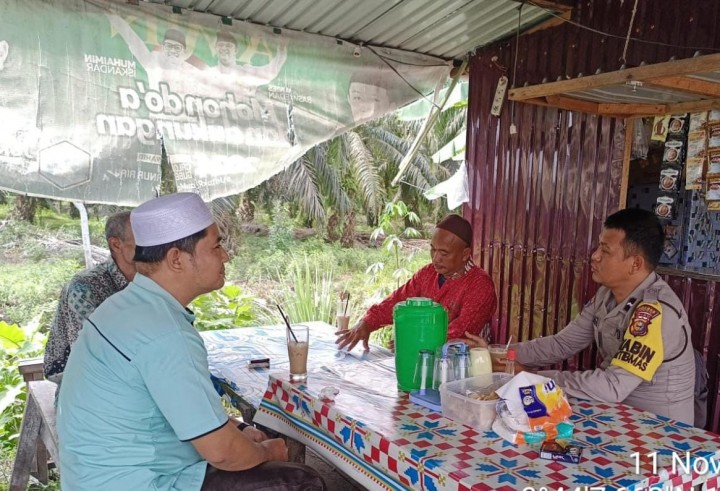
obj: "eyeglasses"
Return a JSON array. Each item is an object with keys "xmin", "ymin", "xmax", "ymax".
[{"xmin": 163, "ymin": 42, "xmax": 185, "ymax": 56}]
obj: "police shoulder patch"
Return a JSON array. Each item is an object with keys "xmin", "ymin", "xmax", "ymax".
[{"xmin": 628, "ymin": 304, "xmax": 660, "ymax": 337}]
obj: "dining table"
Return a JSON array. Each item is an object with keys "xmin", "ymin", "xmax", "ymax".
[{"xmin": 202, "ymin": 321, "xmax": 720, "ymax": 491}]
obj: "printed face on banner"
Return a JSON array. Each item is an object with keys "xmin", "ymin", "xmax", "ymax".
[
  {"xmin": 215, "ymin": 41, "xmax": 236, "ymax": 67},
  {"xmin": 349, "ymin": 82, "xmax": 390, "ymax": 123},
  {"xmin": 162, "ymin": 40, "xmax": 185, "ymax": 60}
]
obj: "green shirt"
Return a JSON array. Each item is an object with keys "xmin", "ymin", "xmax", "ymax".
[{"xmin": 57, "ymin": 274, "xmax": 227, "ymax": 490}]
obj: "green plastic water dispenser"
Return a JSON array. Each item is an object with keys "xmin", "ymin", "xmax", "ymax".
[{"xmin": 393, "ymin": 297, "xmax": 448, "ymax": 391}]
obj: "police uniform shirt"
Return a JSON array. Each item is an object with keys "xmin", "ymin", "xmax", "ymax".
[{"xmin": 515, "ymin": 272, "xmax": 695, "ymax": 425}]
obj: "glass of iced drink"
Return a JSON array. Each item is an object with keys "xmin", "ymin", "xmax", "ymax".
[
  {"xmin": 336, "ymin": 300, "xmax": 351, "ymax": 331},
  {"xmin": 488, "ymin": 344, "xmax": 508, "ymax": 373},
  {"xmin": 287, "ymin": 325, "xmax": 309, "ymax": 382}
]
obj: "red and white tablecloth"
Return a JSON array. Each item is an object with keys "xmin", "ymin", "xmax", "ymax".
[{"xmin": 203, "ymin": 323, "xmax": 720, "ymax": 491}]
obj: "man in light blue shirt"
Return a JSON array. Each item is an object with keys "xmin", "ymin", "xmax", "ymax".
[{"xmin": 57, "ymin": 192, "xmax": 325, "ymax": 491}]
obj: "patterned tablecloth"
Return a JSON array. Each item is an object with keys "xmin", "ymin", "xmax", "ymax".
[
  {"xmin": 201, "ymin": 321, "xmax": 394, "ymax": 411},
  {"xmin": 203, "ymin": 323, "xmax": 720, "ymax": 491}
]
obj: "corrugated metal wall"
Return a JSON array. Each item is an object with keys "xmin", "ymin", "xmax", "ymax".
[
  {"xmin": 466, "ymin": 0, "xmax": 720, "ymax": 429},
  {"xmin": 466, "ymin": 66, "xmax": 624, "ymax": 370},
  {"xmin": 660, "ymin": 273, "xmax": 720, "ymax": 431}
]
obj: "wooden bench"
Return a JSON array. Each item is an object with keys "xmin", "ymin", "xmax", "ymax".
[{"xmin": 10, "ymin": 359, "xmax": 59, "ymax": 491}]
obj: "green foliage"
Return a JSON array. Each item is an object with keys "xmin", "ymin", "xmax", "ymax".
[
  {"xmin": 368, "ymin": 200, "xmax": 421, "ymax": 288},
  {"xmin": 225, "ymin": 230, "xmax": 429, "ymax": 350},
  {"xmin": 276, "ymin": 255, "xmax": 335, "ymax": 325},
  {"xmin": 0, "ymin": 319, "xmax": 47, "ymax": 453},
  {"xmin": 370, "ymin": 326, "xmax": 394, "ymax": 348},
  {"xmin": 268, "ymin": 203, "xmax": 295, "ymax": 253},
  {"xmin": 191, "ymin": 284, "xmax": 257, "ymax": 331}
]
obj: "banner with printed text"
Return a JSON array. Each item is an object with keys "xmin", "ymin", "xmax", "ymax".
[{"xmin": 0, "ymin": 0, "xmax": 449, "ymax": 205}]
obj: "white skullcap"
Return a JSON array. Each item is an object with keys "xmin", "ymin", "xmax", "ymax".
[{"xmin": 131, "ymin": 192, "xmax": 214, "ymax": 247}]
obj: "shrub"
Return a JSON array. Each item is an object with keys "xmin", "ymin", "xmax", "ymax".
[
  {"xmin": 0, "ymin": 319, "xmax": 47, "ymax": 453},
  {"xmin": 192, "ymin": 284, "xmax": 275, "ymax": 331}
]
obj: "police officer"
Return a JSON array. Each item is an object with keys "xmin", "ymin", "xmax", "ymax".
[{"xmin": 468, "ymin": 208, "xmax": 695, "ymax": 424}]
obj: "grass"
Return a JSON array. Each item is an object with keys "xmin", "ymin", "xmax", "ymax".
[
  {"xmin": 276, "ymin": 255, "xmax": 336, "ymax": 325},
  {"xmin": 225, "ymin": 235, "xmax": 429, "ymax": 329},
  {"xmin": 0, "ymin": 261, "xmax": 80, "ymax": 326}
]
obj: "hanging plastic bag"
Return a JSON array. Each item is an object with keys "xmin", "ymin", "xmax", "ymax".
[{"xmin": 631, "ymin": 118, "xmax": 650, "ymax": 159}]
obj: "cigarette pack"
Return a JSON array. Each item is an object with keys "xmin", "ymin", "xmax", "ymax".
[
  {"xmin": 539, "ymin": 440, "xmax": 583, "ymax": 464},
  {"xmin": 248, "ymin": 358, "xmax": 270, "ymax": 369}
]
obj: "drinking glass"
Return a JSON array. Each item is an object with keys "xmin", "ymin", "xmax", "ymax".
[
  {"xmin": 413, "ymin": 349, "xmax": 435, "ymax": 392},
  {"xmin": 286, "ymin": 325, "xmax": 309, "ymax": 382},
  {"xmin": 469, "ymin": 347, "xmax": 493, "ymax": 376},
  {"xmin": 488, "ymin": 344, "xmax": 508, "ymax": 372},
  {"xmin": 336, "ymin": 301, "xmax": 351, "ymax": 331},
  {"xmin": 455, "ymin": 351, "xmax": 471, "ymax": 380},
  {"xmin": 433, "ymin": 352, "xmax": 457, "ymax": 389}
]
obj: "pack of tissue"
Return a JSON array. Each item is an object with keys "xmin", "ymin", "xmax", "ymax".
[{"xmin": 492, "ymin": 372, "xmax": 574, "ymax": 445}]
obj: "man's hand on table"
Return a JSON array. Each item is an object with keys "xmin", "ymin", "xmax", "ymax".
[
  {"xmin": 335, "ymin": 319, "xmax": 371, "ymax": 352},
  {"xmin": 511, "ymin": 360, "xmax": 530, "ymax": 374},
  {"xmin": 260, "ymin": 438, "xmax": 290, "ymax": 462},
  {"xmin": 459, "ymin": 331, "xmax": 488, "ymax": 348},
  {"xmin": 242, "ymin": 425, "xmax": 269, "ymax": 443},
  {"xmin": 229, "ymin": 417, "xmax": 288, "ymax": 462},
  {"xmin": 230, "ymin": 416, "xmax": 269, "ymax": 443}
]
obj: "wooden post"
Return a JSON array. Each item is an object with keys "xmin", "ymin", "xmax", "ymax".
[
  {"xmin": 16, "ymin": 357, "xmax": 46, "ymax": 481},
  {"xmin": 10, "ymin": 389, "xmax": 42, "ymax": 491},
  {"xmin": 72, "ymin": 201, "xmax": 94, "ymax": 269}
]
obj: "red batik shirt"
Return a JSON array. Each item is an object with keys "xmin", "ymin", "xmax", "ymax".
[{"xmin": 363, "ymin": 263, "xmax": 497, "ymax": 340}]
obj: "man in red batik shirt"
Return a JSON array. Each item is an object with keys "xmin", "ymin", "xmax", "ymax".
[{"xmin": 335, "ymin": 214, "xmax": 497, "ymax": 352}]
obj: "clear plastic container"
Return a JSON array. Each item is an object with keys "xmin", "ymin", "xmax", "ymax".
[{"xmin": 439, "ymin": 373, "xmax": 512, "ymax": 430}]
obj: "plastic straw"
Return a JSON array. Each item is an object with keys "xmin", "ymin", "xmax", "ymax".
[
  {"xmin": 505, "ymin": 335, "xmax": 513, "ymax": 351},
  {"xmin": 343, "ymin": 292, "xmax": 350, "ymax": 316},
  {"xmin": 276, "ymin": 304, "xmax": 298, "ymax": 342}
]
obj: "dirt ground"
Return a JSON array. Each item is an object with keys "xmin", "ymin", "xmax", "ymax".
[{"xmin": 306, "ymin": 449, "xmax": 364, "ymax": 491}]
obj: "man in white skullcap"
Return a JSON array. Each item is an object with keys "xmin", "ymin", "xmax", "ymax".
[{"xmin": 57, "ymin": 193, "xmax": 325, "ymax": 491}]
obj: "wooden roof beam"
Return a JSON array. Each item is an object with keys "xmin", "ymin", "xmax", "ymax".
[
  {"xmin": 545, "ymin": 95, "xmax": 600, "ymax": 113},
  {"xmin": 645, "ymin": 75, "xmax": 720, "ymax": 98},
  {"xmin": 667, "ymin": 97, "xmax": 720, "ymax": 114},
  {"xmin": 532, "ymin": 96, "xmax": 663, "ymax": 116},
  {"xmin": 597, "ymin": 103, "xmax": 666, "ymax": 116},
  {"xmin": 509, "ymin": 0, "xmax": 573, "ymax": 35},
  {"xmin": 517, "ymin": 96, "xmax": 601, "ymax": 114},
  {"xmin": 525, "ymin": 9, "xmax": 572, "ymax": 35},
  {"xmin": 508, "ymin": 53, "xmax": 720, "ymax": 101},
  {"xmin": 520, "ymin": 96, "xmax": 668, "ymax": 117}
]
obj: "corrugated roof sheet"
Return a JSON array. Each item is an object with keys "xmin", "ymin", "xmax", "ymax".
[{"xmin": 144, "ymin": 0, "xmax": 553, "ymax": 60}]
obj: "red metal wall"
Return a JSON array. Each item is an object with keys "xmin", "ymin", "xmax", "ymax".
[
  {"xmin": 466, "ymin": 0, "xmax": 720, "ymax": 429},
  {"xmin": 660, "ymin": 273, "xmax": 720, "ymax": 431}
]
